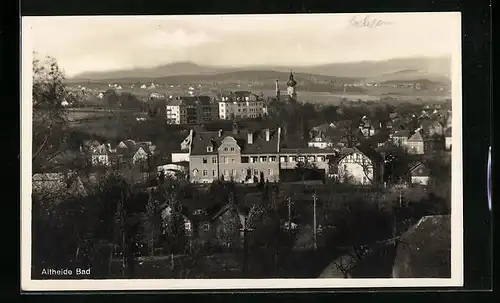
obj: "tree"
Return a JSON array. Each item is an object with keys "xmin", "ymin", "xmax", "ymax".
[
  {"xmin": 145, "ymin": 191, "xmax": 161, "ymax": 256},
  {"xmin": 296, "ymin": 157, "xmax": 318, "ymax": 183},
  {"xmin": 32, "ymin": 53, "xmax": 71, "ymax": 173}
]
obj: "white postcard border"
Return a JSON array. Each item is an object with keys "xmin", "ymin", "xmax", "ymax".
[{"xmin": 21, "ymin": 12, "xmax": 464, "ymax": 291}]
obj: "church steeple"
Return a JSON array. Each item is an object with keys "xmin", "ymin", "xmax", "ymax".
[{"xmin": 286, "ymin": 70, "xmax": 297, "ymax": 99}]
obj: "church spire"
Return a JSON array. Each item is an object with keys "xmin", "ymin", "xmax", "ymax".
[{"xmin": 286, "ymin": 70, "xmax": 297, "ymax": 99}]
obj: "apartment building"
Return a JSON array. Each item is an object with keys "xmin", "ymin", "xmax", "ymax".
[
  {"xmin": 185, "ymin": 124, "xmax": 341, "ymax": 184},
  {"xmin": 217, "ymin": 91, "xmax": 268, "ymax": 120},
  {"xmin": 165, "ymin": 95, "xmax": 218, "ymax": 125}
]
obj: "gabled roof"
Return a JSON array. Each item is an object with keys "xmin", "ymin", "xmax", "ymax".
[
  {"xmin": 408, "ymin": 131, "xmax": 424, "ymax": 142},
  {"xmin": 332, "ymin": 144, "xmax": 383, "ymax": 165}
]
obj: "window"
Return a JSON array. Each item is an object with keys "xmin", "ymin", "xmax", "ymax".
[
  {"xmin": 268, "ymin": 168, "xmax": 273, "ymax": 175},
  {"xmin": 231, "ymin": 169, "xmax": 236, "ymax": 176},
  {"xmin": 269, "ymin": 156, "xmax": 276, "ymax": 162},
  {"xmin": 249, "ymin": 157, "xmax": 254, "ymax": 163},
  {"xmin": 224, "ymin": 147, "xmax": 228, "ymax": 151},
  {"xmin": 224, "ymin": 169, "xmax": 228, "ymax": 176},
  {"xmin": 231, "ymin": 158, "xmax": 236, "ymax": 163},
  {"xmin": 192, "ymin": 169, "xmax": 198, "ymax": 177},
  {"xmin": 317, "ymin": 156, "xmax": 324, "ymax": 162},
  {"xmin": 308, "ymin": 156, "xmax": 315, "ymax": 162},
  {"xmin": 184, "ymin": 221, "xmax": 192, "ymax": 232},
  {"xmin": 212, "ymin": 157, "xmax": 217, "ymax": 163},
  {"xmin": 280, "ymin": 157, "xmax": 286, "ymax": 163},
  {"xmin": 230, "ymin": 147, "xmax": 235, "ymax": 151},
  {"xmin": 254, "ymin": 169, "xmax": 259, "ymax": 176},
  {"xmin": 207, "ymin": 146, "xmax": 213, "ymax": 152},
  {"xmin": 290, "ymin": 157, "xmax": 296, "ymax": 162},
  {"xmin": 298, "ymin": 156, "xmax": 305, "ymax": 162},
  {"xmin": 260, "ymin": 157, "xmax": 266, "ymax": 163},
  {"xmin": 224, "ymin": 157, "xmax": 229, "ymax": 164},
  {"xmin": 203, "ymin": 170, "xmax": 208, "ymax": 176},
  {"xmin": 212, "ymin": 170, "xmax": 216, "ymax": 177},
  {"xmin": 203, "ymin": 223, "xmax": 210, "ymax": 232},
  {"xmin": 202, "ymin": 157, "xmax": 207, "ymax": 164}
]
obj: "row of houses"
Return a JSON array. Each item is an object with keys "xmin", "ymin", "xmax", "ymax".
[
  {"xmin": 307, "ymin": 114, "xmax": 452, "ymax": 154},
  {"xmin": 171, "ymin": 122, "xmax": 422, "ymax": 186},
  {"xmin": 82, "ymin": 139, "xmax": 156, "ymax": 168}
]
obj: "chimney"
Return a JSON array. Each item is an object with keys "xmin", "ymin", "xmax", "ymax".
[
  {"xmin": 265, "ymin": 128, "xmax": 270, "ymax": 141},
  {"xmin": 218, "ymin": 129, "xmax": 223, "ymax": 137},
  {"xmin": 247, "ymin": 131, "xmax": 253, "ymax": 144},
  {"xmin": 232, "ymin": 122, "xmax": 238, "ymax": 135}
]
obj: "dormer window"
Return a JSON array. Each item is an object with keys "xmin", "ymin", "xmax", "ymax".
[{"xmin": 207, "ymin": 146, "xmax": 213, "ymax": 152}]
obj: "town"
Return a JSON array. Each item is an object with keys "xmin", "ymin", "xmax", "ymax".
[{"xmin": 31, "ymin": 54, "xmax": 452, "ymax": 280}]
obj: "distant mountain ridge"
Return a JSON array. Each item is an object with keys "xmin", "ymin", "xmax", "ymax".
[{"xmin": 69, "ymin": 56, "xmax": 451, "ymax": 85}]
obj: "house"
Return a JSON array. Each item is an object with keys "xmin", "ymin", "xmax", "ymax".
[
  {"xmin": 330, "ymin": 145, "xmax": 384, "ymax": 185},
  {"xmin": 186, "ymin": 123, "xmax": 338, "ymax": 184},
  {"xmin": 408, "ymin": 162, "xmax": 430, "ymax": 185},
  {"xmin": 81, "ymin": 140, "xmax": 101, "ymax": 153},
  {"xmin": 358, "ymin": 116, "xmax": 377, "ymax": 137},
  {"xmin": 90, "ymin": 143, "xmax": 112, "ymax": 166},
  {"xmin": 175, "ymin": 199, "xmax": 249, "ymax": 249},
  {"xmin": 32, "ymin": 172, "xmax": 88, "ymax": 202},
  {"xmin": 444, "ymin": 128, "xmax": 452, "ymax": 150},
  {"xmin": 188, "ymin": 124, "xmax": 282, "ymax": 183},
  {"xmin": 406, "ymin": 130, "xmax": 425, "ymax": 155},
  {"xmin": 390, "ymin": 129, "xmax": 411, "ymax": 147},
  {"xmin": 420, "ymin": 120, "xmax": 444, "ymax": 137},
  {"xmin": 217, "ymin": 91, "xmax": 267, "ymax": 120},
  {"xmin": 307, "ymin": 123, "xmax": 338, "ymax": 149}
]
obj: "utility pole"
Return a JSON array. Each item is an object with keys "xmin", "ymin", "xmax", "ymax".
[
  {"xmin": 288, "ymin": 197, "xmax": 292, "ymax": 231},
  {"xmin": 313, "ymin": 192, "xmax": 317, "ymax": 251}
]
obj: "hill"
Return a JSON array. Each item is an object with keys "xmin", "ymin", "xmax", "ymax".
[{"xmin": 69, "ymin": 56, "xmax": 451, "ymax": 86}]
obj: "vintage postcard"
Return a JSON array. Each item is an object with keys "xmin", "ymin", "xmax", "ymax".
[{"xmin": 21, "ymin": 12, "xmax": 463, "ymax": 291}]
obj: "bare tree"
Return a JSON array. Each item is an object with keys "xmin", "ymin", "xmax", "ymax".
[{"xmin": 32, "ymin": 53, "xmax": 71, "ymax": 173}]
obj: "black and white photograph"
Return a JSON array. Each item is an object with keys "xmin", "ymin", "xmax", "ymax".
[{"xmin": 21, "ymin": 13, "xmax": 463, "ymax": 291}]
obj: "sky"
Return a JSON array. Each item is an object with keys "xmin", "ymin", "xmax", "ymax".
[{"xmin": 23, "ymin": 13, "xmax": 460, "ymax": 77}]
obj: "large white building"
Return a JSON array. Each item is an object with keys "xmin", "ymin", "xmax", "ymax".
[{"xmin": 217, "ymin": 91, "xmax": 267, "ymax": 120}]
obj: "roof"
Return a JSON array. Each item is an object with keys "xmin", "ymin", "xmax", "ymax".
[
  {"xmin": 392, "ymin": 129, "xmax": 411, "ymax": 138},
  {"xmin": 189, "ymin": 128, "xmax": 281, "ymax": 156},
  {"xmin": 409, "ymin": 162, "xmax": 430, "ymax": 177},
  {"xmin": 32, "ymin": 172, "xmax": 87, "ymax": 201},
  {"xmin": 408, "ymin": 131, "xmax": 424, "ymax": 142},
  {"xmin": 393, "ymin": 215, "xmax": 451, "ymax": 278},
  {"xmin": 332, "ymin": 144, "xmax": 383, "ymax": 165},
  {"xmin": 281, "ymin": 147, "xmax": 338, "ymax": 155}
]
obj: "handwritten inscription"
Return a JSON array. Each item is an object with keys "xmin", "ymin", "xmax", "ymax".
[{"xmin": 350, "ymin": 15, "xmax": 393, "ymax": 28}]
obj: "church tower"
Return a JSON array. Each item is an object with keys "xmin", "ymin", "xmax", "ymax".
[
  {"xmin": 286, "ymin": 70, "xmax": 297, "ymax": 100},
  {"xmin": 275, "ymin": 80, "xmax": 280, "ymax": 101}
]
